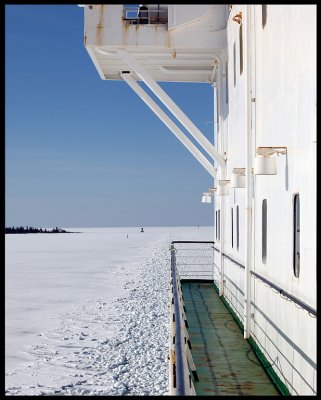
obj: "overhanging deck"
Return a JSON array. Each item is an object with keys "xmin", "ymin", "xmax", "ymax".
[{"xmin": 181, "ymin": 281, "xmax": 280, "ymax": 396}]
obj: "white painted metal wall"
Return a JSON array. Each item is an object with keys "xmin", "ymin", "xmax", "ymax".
[
  {"xmin": 221, "ymin": 4, "xmax": 316, "ymax": 395},
  {"xmin": 83, "ymin": 4, "xmax": 227, "ymax": 83}
]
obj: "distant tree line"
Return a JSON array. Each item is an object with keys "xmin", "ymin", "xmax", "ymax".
[{"xmin": 5, "ymin": 226, "xmax": 75, "ymax": 234}]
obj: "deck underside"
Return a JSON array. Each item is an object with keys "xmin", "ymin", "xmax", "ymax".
[{"xmin": 181, "ymin": 281, "xmax": 280, "ymax": 396}]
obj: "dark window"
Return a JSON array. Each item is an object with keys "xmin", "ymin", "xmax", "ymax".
[
  {"xmin": 216, "ymin": 89, "xmax": 219, "ymax": 132},
  {"xmin": 215, "ymin": 211, "xmax": 218, "ymax": 240},
  {"xmin": 218, "ymin": 210, "xmax": 221, "ymax": 241},
  {"xmin": 293, "ymin": 194, "xmax": 300, "ymax": 278},
  {"xmin": 236, "ymin": 205, "xmax": 240, "ymax": 250},
  {"xmin": 239, "ymin": 24, "xmax": 243, "ymax": 75},
  {"xmin": 231, "ymin": 207, "xmax": 234, "ymax": 248},
  {"xmin": 262, "ymin": 199, "xmax": 267, "ymax": 263},
  {"xmin": 233, "ymin": 42, "xmax": 236, "ymax": 87},
  {"xmin": 262, "ymin": 5, "xmax": 267, "ymax": 28},
  {"xmin": 225, "ymin": 62, "xmax": 229, "ymax": 104}
]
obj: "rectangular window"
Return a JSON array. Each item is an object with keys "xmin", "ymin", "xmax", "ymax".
[
  {"xmin": 262, "ymin": 199, "xmax": 267, "ymax": 263},
  {"xmin": 239, "ymin": 24, "xmax": 243, "ymax": 75},
  {"xmin": 231, "ymin": 207, "xmax": 234, "ymax": 248},
  {"xmin": 225, "ymin": 62, "xmax": 229, "ymax": 104},
  {"xmin": 233, "ymin": 42, "xmax": 236, "ymax": 87},
  {"xmin": 216, "ymin": 91, "xmax": 219, "ymax": 133},
  {"xmin": 293, "ymin": 194, "xmax": 300, "ymax": 277},
  {"xmin": 215, "ymin": 211, "xmax": 218, "ymax": 240},
  {"xmin": 218, "ymin": 210, "xmax": 221, "ymax": 241},
  {"xmin": 236, "ymin": 205, "xmax": 240, "ymax": 250},
  {"xmin": 262, "ymin": 5, "xmax": 267, "ymax": 28}
]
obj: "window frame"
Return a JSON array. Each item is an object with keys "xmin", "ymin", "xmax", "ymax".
[
  {"xmin": 233, "ymin": 41, "xmax": 236, "ymax": 87},
  {"xmin": 236, "ymin": 205, "xmax": 240, "ymax": 250},
  {"xmin": 293, "ymin": 193, "xmax": 300, "ymax": 278},
  {"xmin": 262, "ymin": 5, "xmax": 267, "ymax": 28},
  {"xmin": 262, "ymin": 199, "xmax": 267, "ymax": 264},
  {"xmin": 239, "ymin": 24, "xmax": 243, "ymax": 75},
  {"xmin": 225, "ymin": 61, "xmax": 229, "ymax": 104},
  {"xmin": 231, "ymin": 207, "xmax": 234, "ymax": 248},
  {"xmin": 215, "ymin": 211, "xmax": 218, "ymax": 240}
]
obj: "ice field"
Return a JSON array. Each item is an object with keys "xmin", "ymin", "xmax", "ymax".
[{"xmin": 5, "ymin": 226, "xmax": 213, "ymax": 396}]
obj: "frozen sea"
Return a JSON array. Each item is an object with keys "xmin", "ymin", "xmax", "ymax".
[{"xmin": 5, "ymin": 226, "xmax": 213, "ymax": 396}]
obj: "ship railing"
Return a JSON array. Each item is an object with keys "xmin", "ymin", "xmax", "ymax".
[
  {"xmin": 213, "ymin": 245, "xmax": 317, "ymax": 317},
  {"xmin": 123, "ymin": 5, "xmax": 168, "ymax": 26},
  {"xmin": 212, "ymin": 245, "xmax": 316, "ymax": 394},
  {"xmin": 172, "ymin": 240, "xmax": 215, "ymax": 281},
  {"xmin": 168, "ymin": 241, "xmax": 214, "ymax": 395}
]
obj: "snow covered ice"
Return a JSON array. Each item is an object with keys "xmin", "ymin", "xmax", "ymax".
[{"xmin": 5, "ymin": 226, "xmax": 213, "ymax": 396}]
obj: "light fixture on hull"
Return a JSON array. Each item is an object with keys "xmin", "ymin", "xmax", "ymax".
[
  {"xmin": 201, "ymin": 192, "xmax": 211, "ymax": 203},
  {"xmin": 231, "ymin": 168, "xmax": 246, "ymax": 188},
  {"xmin": 217, "ymin": 180, "xmax": 231, "ymax": 196},
  {"xmin": 253, "ymin": 147, "xmax": 287, "ymax": 175},
  {"xmin": 201, "ymin": 187, "xmax": 216, "ymax": 203}
]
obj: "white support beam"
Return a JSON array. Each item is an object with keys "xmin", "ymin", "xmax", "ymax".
[
  {"xmin": 116, "ymin": 49, "xmax": 226, "ymax": 170},
  {"xmin": 121, "ymin": 72, "xmax": 217, "ymax": 178}
]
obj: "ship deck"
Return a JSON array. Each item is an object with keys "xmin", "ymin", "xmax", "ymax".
[{"xmin": 181, "ymin": 281, "xmax": 280, "ymax": 396}]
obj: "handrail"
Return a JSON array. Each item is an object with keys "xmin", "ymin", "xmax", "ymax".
[
  {"xmin": 123, "ymin": 5, "xmax": 168, "ymax": 25},
  {"xmin": 213, "ymin": 247, "xmax": 317, "ymax": 317},
  {"xmin": 212, "ymin": 245, "xmax": 219, "ymax": 253},
  {"xmin": 169, "ymin": 244, "xmax": 194, "ymax": 395},
  {"xmin": 222, "ymin": 252, "xmax": 245, "ymax": 269},
  {"xmin": 172, "ymin": 241, "xmax": 215, "ymax": 244},
  {"xmin": 172, "ymin": 241, "xmax": 215, "ymax": 281},
  {"xmin": 250, "ymin": 271, "xmax": 317, "ymax": 317}
]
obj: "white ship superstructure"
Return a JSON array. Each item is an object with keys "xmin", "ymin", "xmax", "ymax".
[{"xmin": 79, "ymin": 4, "xmax": 316, "ymax": 395}]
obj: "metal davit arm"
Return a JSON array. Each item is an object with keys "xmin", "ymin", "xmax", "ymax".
[
  {"xmin": 120, "ymin": 72, "xmax": 217, "ymax": 178},
  {"xmin": 117, "ymin": 49, "xmax": 226, "ymax": 171}
]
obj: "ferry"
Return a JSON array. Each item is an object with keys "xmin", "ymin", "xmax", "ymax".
[{"xmin": 78, "ymin": 4, "xmax": 316, "ymax": 396}]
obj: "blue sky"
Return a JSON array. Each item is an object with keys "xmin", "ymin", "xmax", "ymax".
[{"xmin": 5, "ymin": 5, "xmax": 215, "ymax": 227}]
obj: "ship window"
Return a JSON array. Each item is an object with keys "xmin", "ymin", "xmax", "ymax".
[
  {"xmin": 239, "ymin": 24, "xmax": 243, "ymax": 75},
  {"xmin": 216, "ymin": 90, "xmax": 219, "ymax": 133},
  {"xmin": 233, "ymin": 42, "xmax": 236, "ymax": 87},
  {"xmin": 236, "ymin": 205, "xmax": 240, "ymax": 250},
  {"xmin": 262, "ymin": 5, "xmax": 267, "ymax": 28},
  {"xmin": 293, "ymin": 194, "xmax": 300, "ymax": 278},
  {"xmin": 262, "ymin": 199, "xmax": 267, "ymax": 263},
  {"xmin": 215, "ymin": 211, "xmax": 218, "ymax": 240},
  {"xmin": 218, "ymin": 210, "xmax": 221, "ymax": 241},
  {"xmin": 225, "ymin": 62, "xmax": 229, "ymax": 104},
  {"xmin": 231, "ymin": 207, "xmax": 234, "ymax": 248}
]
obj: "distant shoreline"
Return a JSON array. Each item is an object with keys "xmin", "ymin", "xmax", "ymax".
[{"xmin": 5, "ymin": 227, "xmax": 80, "ymax": 234}]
